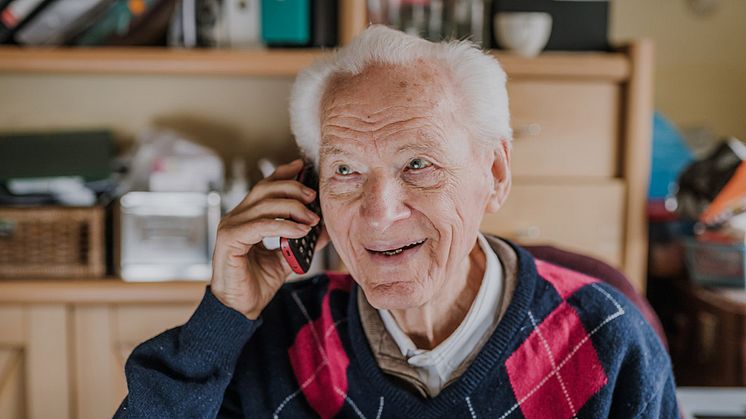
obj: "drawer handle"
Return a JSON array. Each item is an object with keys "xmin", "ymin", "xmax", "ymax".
[
  {"xmin": 514, "ymin": 226, "xmax": 541, "ymax": 240},
  {"xmin": 514, "ymin": 123, "xmax": 542, "ymax": 139}
]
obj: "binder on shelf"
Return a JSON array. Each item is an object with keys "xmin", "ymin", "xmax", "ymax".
[
  {"xmin": 107, "ymin": 0, "xmax": 176, "ymax": 45},
  {"xmin": 311, "ymin": 0, "xmax": 336, "ymax": 47},
  {"xmin": 171, "ymin": 0, "xmax": 227, "ymax": 48},
  {"xmin": 71, "ymin": 0, "xmax": 175, "ymax": 46},
  {"xmin": 223, "ymin": 0, "xmax": 260, "ymax": 48},
  {"xmin": 260, "ymin": 0, "xmax": 310, "ymax": 46},
  {"xmin": 171, "ymin": 0, "xmax": 262, "ymax": 49},
  {"xmin": 68, "ymin": 0, "xmax": 133, "ymax": 45},
  {"xmin": 15, "ymin": 0, "xmax": 112, "ymax": 46},
  {"xmin": 0, "ymin": 0, "xmax": 56, "ymax": 43},
  {"xmin": 195, "ymin": 0, "xmax": 223, "ymax": 47},
  {"xmin": 181, "ymin": 0, "xmax": 196, "ymax": 46}
]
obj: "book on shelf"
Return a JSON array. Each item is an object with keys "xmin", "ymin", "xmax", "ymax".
[
  {"xmin": 14, "ymin": 0, "xmax": 113, "ymax": 46},
  {"xmin": 1, "ymin": 0, "xmax": 342, "ymax": 49},
  {"xmin": 311, "ymin": 0, "xmax": 337, "ymax": 48},
  {"xmin": 169, "ymin": 0, "xmax": 263, "ymax": 49},
  {"xmin": 0, "ymin": 0, "xmax": 55, "ymax": 43},
  {"xmin": 169, "ymin": 0, "xmax": 220, "ymax": 48},
  {"xmin": 71, "ymin": 0, "xmax": 175, "ymax": 46},
  {"xmin": 222, "ymin": 0, "xmax": 260, "ymax": 48}
]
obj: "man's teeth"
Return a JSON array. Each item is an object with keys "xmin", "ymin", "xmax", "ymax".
[{"xmin": 378, "ymin": 239, "xmax": 425, "ymax": 256}]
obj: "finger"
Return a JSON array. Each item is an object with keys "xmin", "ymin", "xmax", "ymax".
[
  {"xmin": 238, "ymin": 198, "xmax": 320, "ymax": 225},
  {"xmin": 267, "ymin": 158, "xmax": 304, "ymax": 181},
  {"xmin": 216, "ymin": 218, "xmax": 311, "ymax": 257},
  {"xmin": 236, "ymin": 179, "xmax": 316, "ymax": 213}
]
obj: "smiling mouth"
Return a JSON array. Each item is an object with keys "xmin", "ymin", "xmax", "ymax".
[{"xmin": 368, "ymin": 239, "xmax": 426, "ymax": 256}]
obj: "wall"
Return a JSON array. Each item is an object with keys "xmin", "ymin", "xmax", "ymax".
[
  {"xmin": 0, "ymin": 74, "xmax": 297, "ymax": 178},
  {"xmin": 610, "ymin": 0, "xmax": 746, "ymax": 140}
]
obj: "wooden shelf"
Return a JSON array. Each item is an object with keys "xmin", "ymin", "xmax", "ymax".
[
  {"xmin": 494, "ymin": 50, "xmax": 630, "ymax": 81},
  {"xmin": 0, "ymin": 46, "xmax": 630, "ymax": 80},
  {"xmin": 0, "ymin": 278, "xmax": 206, "ymax": 304},
  {"xmin": 0, "ymin": 47, "xmax": 324, "ymax": 77}
]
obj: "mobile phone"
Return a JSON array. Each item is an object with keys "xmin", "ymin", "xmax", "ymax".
[{"xmin": 280, "ymin": 162, "xmax": 322, "ymax": 274}]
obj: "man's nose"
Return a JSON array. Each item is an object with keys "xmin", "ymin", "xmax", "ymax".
[{"xmin": 360, "ymin": 171, "xmax": 411, "ymax": 231}]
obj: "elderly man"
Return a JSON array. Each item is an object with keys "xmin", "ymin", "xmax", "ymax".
[{"xmin": 115, "ymin": 26, "xmax": 678, "ymax": 418}]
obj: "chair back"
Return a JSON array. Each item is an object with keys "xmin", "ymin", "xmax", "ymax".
[{"xmin": 524, "ymin": 245, "xmax": 667, "ymax": 349}]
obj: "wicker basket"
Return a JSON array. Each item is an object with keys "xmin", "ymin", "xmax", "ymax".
[{"xmin": 0, "ymin": 206, "xmax": 105, "ymax": 278}]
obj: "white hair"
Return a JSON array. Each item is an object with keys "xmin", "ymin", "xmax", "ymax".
[{"xmin": 289, "ymin": 25, "xmax": 512, "ymax": 167}]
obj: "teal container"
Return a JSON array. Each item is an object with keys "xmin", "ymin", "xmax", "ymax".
[{"xmin": 261, "ymin": 0, "xmax": 310, "ymax": 46}]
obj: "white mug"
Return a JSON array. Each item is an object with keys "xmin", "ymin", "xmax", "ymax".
[{"xmin": 494, "ymin": 12, "xmax": 553, "ymax": 57}]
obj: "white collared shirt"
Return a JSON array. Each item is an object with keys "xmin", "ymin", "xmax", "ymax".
[{"xmin": 378, "ymin": 232, "xmax": 503, "ymax": 396}]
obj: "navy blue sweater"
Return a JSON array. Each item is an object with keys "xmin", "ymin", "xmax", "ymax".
[{"xmin": 114, "ymin": 242, "xmax": 679, "ymax": 418}]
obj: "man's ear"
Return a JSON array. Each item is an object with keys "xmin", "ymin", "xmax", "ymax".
[{"xmin": 485, "ymin": 140, "xmax": 512, "ymax": 214}]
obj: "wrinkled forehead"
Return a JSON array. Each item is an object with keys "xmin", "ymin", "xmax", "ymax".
[
  {"xmin": 320, "ymin": 60, "xmax": 457, "ymax": 124},
  {"xmin": 319, "ymin": 61, "xmax": 460, "ymax": 155}
]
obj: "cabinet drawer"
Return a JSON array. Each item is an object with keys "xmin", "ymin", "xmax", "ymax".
[
  {"xmin": 481, "ymin": 181, "xmax": 625, "ymax": 267},
  {"xmin": 508, "ymin": 80, "xmax": 621, "ymax": 177},
  {"xmin": 0, "ymin": 305, "xmax": 23, "ymax": 345},
  {"xmin": 114, "ymin": 303, "xmax": 198, "ymax": 346}
]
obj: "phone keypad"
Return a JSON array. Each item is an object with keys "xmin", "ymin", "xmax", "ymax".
[
  {"xmin": 285, "ymin": 162, "xmax": 322, "ymax": 274},
  {"xmin": 288, "ymin": 223, "xmax": 319, "ymax": 273}
]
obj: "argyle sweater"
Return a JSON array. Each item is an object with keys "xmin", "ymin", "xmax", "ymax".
[{"xmin": 114, "ymin": 241, "xmax": 679, "ymax": 419}]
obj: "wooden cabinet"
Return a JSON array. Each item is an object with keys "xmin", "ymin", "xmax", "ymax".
[
  {"xmin": 0, "ymin": 304, "xmax": 69, "ymax": 419},
  {"xmin": 657, "ymin": 279, "xmax": 746, "ymax": 386},
  {"xmin": 482, "ymin": 180, "xmax": 626, "ymax": 266},
  {"xmin": 74, "ymin": 303, "xmax": 199, "ymax": 418},
  {"xmin": 508, "ymin": 79, "xmax": 621, "ymax": 178},
  {"xmin": 478, "ymin": 42, "xmax": 654, "ymax": 291},
  {"xmin": 0, "ymin": 281, "xmax": 203, "ymax": 419}
]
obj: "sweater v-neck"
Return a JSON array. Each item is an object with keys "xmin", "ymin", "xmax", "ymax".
[{"xmin": 345, "ymin": 239, "xmax": 539, "ymax": 418}]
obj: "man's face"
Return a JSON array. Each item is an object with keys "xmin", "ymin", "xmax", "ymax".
[{"xmin": 318, "ymin": 61, "xmax": 504, "ymax": 310}]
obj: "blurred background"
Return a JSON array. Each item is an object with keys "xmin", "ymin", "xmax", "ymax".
[{"xmin": 0, "ymin": 0, "xmax": 744, "ymax": 418}]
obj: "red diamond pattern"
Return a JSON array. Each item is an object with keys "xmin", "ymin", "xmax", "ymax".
[
  {"xmin": 534, "ymin": 259, "xmax": 599, "ymax": 300},
  {"xmin": 505, "ymin": 301, "xmax": 608, "ymax": 418}
]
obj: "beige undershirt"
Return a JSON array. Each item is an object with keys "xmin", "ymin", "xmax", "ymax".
[{"xmin": 357, "ymin": 235, "xmax": 519, "ymax": 398}]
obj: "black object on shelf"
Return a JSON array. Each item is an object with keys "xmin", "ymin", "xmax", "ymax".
[
  {"xmin": 676, "ymin": 139, "xmax": 743, "ymax": 222},
  {"xmin": 311, "ymin": 0, "xmax": 337, "ymax": 48},
  {"xmin": 0, "ymin": 130, "xmax": 115, "ymax": 182},
  {"xmin": 491, "ymin": 0, "xmax": 610, "ymax": 51}
]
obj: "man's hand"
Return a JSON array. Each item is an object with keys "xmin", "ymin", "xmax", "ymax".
[{"xmin": 210, "ymin": 159, "xmax": 328, "ymax": 320}]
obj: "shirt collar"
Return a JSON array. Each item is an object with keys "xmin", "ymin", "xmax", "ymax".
[{"xmin": 377, "ymin": 232, "xmax": 504, "ymax": 390}]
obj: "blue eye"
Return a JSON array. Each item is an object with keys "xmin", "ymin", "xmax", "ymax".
[
  {"xmin": 335, "ymin": 164, "xmax": 353, "ymax": 176},
  {"xmin": 407, "ymin": 158, "xmax": 432, "ymax": 170}
]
